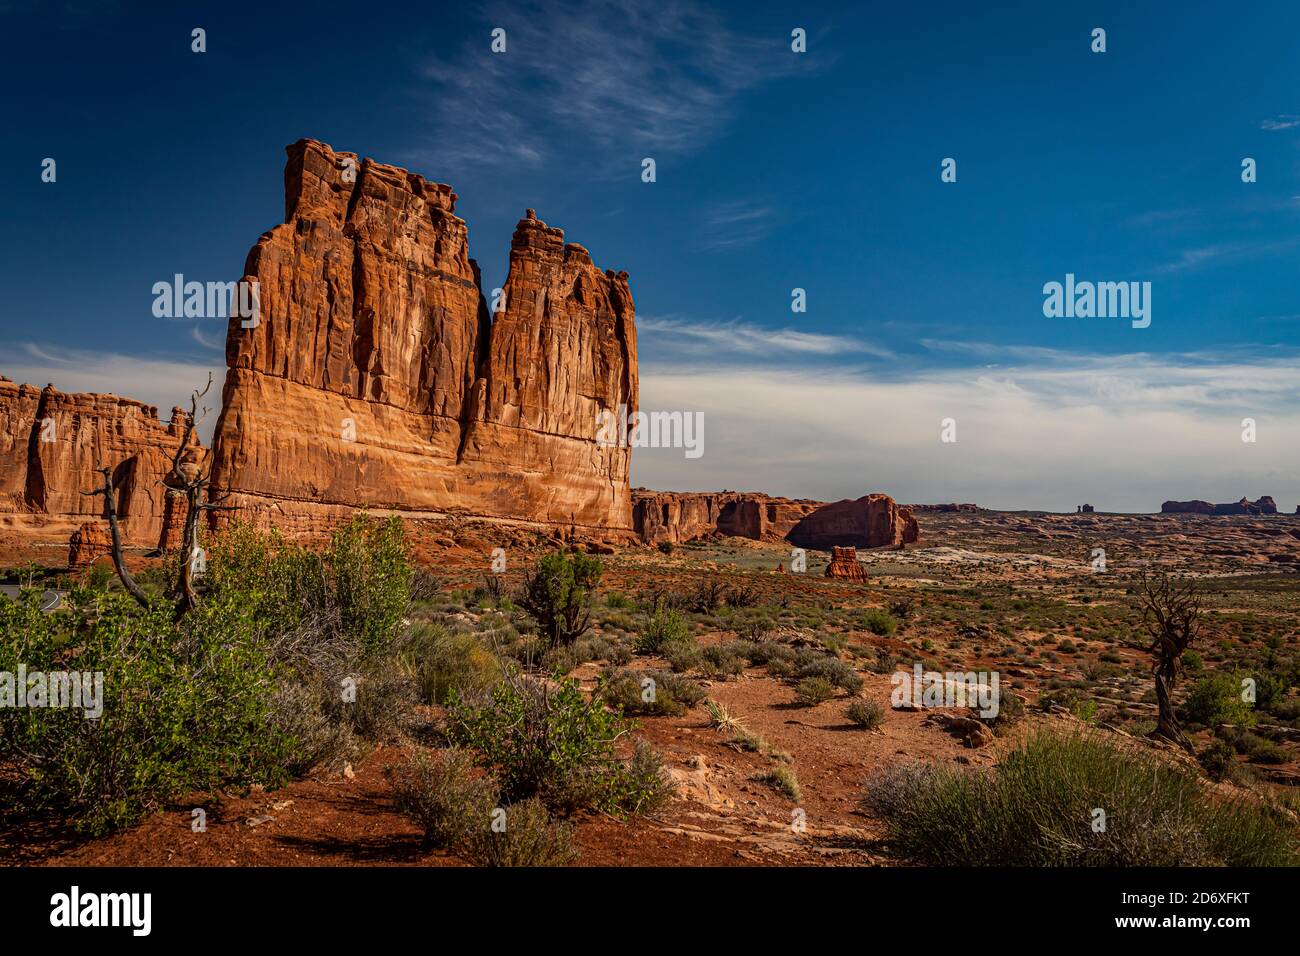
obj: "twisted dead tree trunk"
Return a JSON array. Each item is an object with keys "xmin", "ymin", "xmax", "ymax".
[
  {"xmin": 167, "ymin": 372, "xmax": 233, "ymax": 620},
  {"xmin": 1137, "ymin": 570, "xmax": 1200, "ymax": 753},
  {"xmin": 82, "ymin": 465, "xmax": 151, "ymax": 609}
]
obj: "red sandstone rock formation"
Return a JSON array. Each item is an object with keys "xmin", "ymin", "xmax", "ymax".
[
  {"xmin": 68, "ymin": 521, "xmax": 112, "ymax": 569},
  {"xmin": 0, "ymin": 377, "xmax": 201, "ymax": 548},
  {"xmin": 632, "ymin": 489, "xmax": 919, "ymax": 550},
  {"xmin": 824, "ymin": 546, "xmax": 868, "ymax": 580},
  {"xmin": 209, "ymin": 140, "xmax": 637, "ymax": 537},
  {"xmin": 1162, "ymin": 496, "xmax": 1277, "ymax": 516},
  {"xmin": 788, "ymin": 494, "xmax": 917, "ymax": 550}
]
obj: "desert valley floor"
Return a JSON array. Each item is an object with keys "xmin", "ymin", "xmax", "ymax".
[{"xmin": 4, "ymin": 508, "xmax": 1298, "ymax": 867}]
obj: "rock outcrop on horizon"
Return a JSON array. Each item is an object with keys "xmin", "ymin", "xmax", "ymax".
[
  {"xmin": 209, "ymin": 140, "xmax": 637, "ymax": 537},
  {"xmin": 1162, "ymin": 496, "xmax": 1278, "ymax": 516},
  {"xmin": 0, "ymin": 376, "xmax": 200, "ymax": 550},
  {"xmin": 632, "ymin": 489, "xmax": 919, "ymax": 550}
]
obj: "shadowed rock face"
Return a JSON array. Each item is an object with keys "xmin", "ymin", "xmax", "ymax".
[
  {"xmin": 209, "ymin": 140, "xmax": 638, "ymax": 536},
  {"xmin": 632, "ymin": 489, "xmax": 919, "ymax": 549},
  {"xmin": 1162, "ymin": 497, "xmax": 1277, "ymax": 516},
  {"xmin": 0, "ymin": 377, "xmax": 199, "ymax": 548}
]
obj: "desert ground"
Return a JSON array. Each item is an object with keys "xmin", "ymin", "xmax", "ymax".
[{"xmin": 3, "ymin": 508, "xmax": 1297, "ymax": 867}]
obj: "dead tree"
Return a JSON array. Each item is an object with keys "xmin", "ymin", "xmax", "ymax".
[
  {"xmin": 1136, "ymin": 570, "xmax": 1201, "ymax": 752},
  {"xmin": 166, "ymin": 372, "xmax": 233, "ymax": 619},
  {"xmin": 82, "ymin": 465, "xmax": 152, "ymax": 609}
]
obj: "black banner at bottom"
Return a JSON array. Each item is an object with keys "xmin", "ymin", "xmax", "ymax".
[{"xmin": 0, "ymin": 866, "xmax": 1281, "ymax": 941}]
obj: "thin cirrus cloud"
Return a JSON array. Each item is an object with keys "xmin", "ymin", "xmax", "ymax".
[
  {"xmin": 638, "ymin": 315, "xmax": 896, "ymax": 360},
  {"xmin": 1259, "ymin": 114, "xmax": 1300, "ymax": 130},
  {"xmin": 699, "ymin": 199, "xmax": 776, "ymax": 250},
  {"xmin": 412, "ymin": 0, "xmax": 809, "ymax": 175}
]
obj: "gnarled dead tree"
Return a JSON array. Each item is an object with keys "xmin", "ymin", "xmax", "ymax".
[
  {"xmin": 1136, "ymin": 569, "xmax": 1201, "ymax": 752},
  {"xmin": 84, "ymin": 373, "xmax": 232, "ymax": 618},
  {"xmin": 166, "ymin": 372, "xmax": 233, "ymax": 619},
  {"xmin": 82, "ymin": 463, "xmax": 152, "ymax": 609}
]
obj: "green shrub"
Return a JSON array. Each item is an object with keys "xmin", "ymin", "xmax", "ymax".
[
  {"xmin": 599, "ymin": 668, "xmax": 704, "ymax": 717},
  {"xmin": 795, "ymin": 650, "xmax": 863, "ymax": 693},
  {"xmin": 657, "ymin": 541, "xmax": 674, "ymax": 555},
  {"xmin": 0, "ymin": 588, "xmax": 289, "ymax": 835},
  {"xmin": 1199, "ymin": 737, "xmax": 1239, "ymax": 782},
  {"xmin": 396, "ymin": 623, "xmax": 504, "ymax": 705},
  {"xmin": 795, "ymin": 677, "xmax": 835, "ymax": 707},
  {"xmin": 324, "ymin": 661, "xmax": 418, "ymax": 743},
  {"xmin": 267, "ymin": 682, "xmax": 359, "ymax": 777},
  {"xmin": 386, "ymin": 747, "xmax": 498, "ymax": 850},
  {"xmin": 863, "ymin": 731, "xmax": 1298, "ymax": 865},
  {"xmin": 862, "ymin": 609, "xmax": 898, "ymax": 636},
  {"xmin": 1183, "ymin": 672, "xmax": 1256, "ymax": 728},
  {"xmin": 206, "ymin": 514, "xmax": 411, "ymax": 651},
  {"xmin": 754, "ymin": 765, "xmax": 801, "ymax": 802},
  {"xmin": 447, "ymin": 673, "xmax": 666, "ymax": 815},
  {"xmin": 462, "ymin": 797, "xmax": 579, "ymax": 867},
  {"xmin": 847, "ymin": 697, "xmax": 885, "ymax": 729},
  {"xmin": 634, "ymin": 608, "xmax": 692, "ymax": 655},
  {"xmin": 519, "ymin": 551, "xmax": 602, "ymax": 648}
]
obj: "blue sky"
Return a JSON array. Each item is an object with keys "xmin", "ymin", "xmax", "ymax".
[{"xmin": 2, "ymin": 0, "xmax": 1298, "ymax": 511}]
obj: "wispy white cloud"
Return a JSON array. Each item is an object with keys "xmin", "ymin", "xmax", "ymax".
[
  {"xmin": 1152, "ymin": 236, "xmax": 1300, "ymax": 274},
  {"xmin": 411, "ymin": 0, "xmax": 810, "ymax": 174},
  {"xmin": 190, "ymin": 324, "xmax": 224, "ymax": 352},
  {"xmin": 640, "ymin": 315, "xmax": 895, "ymax": 359},
  {"xmin": 699, "ymin": 199, "xmax": 775, "ymax": 250},
  {"xmin": 1260, "ymin": 114, "xmax": 1300, "ymax": 131}
]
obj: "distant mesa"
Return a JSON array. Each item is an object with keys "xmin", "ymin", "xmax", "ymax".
[
  {"xmin": 1161, "ymin": 496, "xmax": 1278, "ymax": 516},
  {"xmin": 1076, "ymin": 504, "xmax": 1094, "ymax": 513},
  {"xmin": 905, "ymin": 503, "xmax": 981, "ymax": 513},
  {"xmin": 632, "ymin": 490, "xmax": 919, "ymax": 550}
]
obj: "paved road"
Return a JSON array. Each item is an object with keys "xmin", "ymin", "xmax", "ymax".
[{"xmin": 0, "ymin": 586, "xmax": 63, "ymax": 611}]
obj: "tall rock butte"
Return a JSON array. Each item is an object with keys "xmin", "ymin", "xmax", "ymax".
[{"xmin": 209, "ymin": 139, "xmax": 638, "ymax": 536}]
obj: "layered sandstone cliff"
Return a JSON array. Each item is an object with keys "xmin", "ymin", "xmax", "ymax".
[
  {"xmin": 0, "ymin": 376, "xmax": 199, "ymax": 549},
  {"xmin": 632, "ymin": 489, "xmax": 919, "ymax": 549},
  {"xmin": 1162, "ymin": 496, "xmax": 1277, "ymax": 516},
  {"xmin": 209, "ymin": 140, "xmax": 637, "ymax": 536}
]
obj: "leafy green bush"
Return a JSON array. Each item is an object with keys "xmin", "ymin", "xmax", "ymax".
[
  {"xmin": 386, "ymin": 747, "xmax": 498, "ymax": 850},
  {"xmin": 206, "ymin": 513, "xmax": 411, "ymax": 651},
  {"xmin": 0, "ymin": 588, "xmax": 289, "ymax": 835},
  {"xmin": 634, "ymin": 607, "xmax": 692, "ymax": 655},
  {"xmin": 519, "ymin": 551, "xmax": 602, "ymax": 648},
  {"xmin": 1183, "ymin": 672, "xmax": 1256, "ymax": 729},
  {"xmin": 447, "ymin": 673, "xmax": 666, "ymax": 815},
  {"xmin": 862, "ymin": 609, "xmax": 898, "ymax": 636},
  {"xmin": 863, "ymin": 731, "xmax": 1298, "ymax": 865}
]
